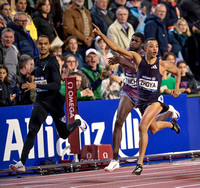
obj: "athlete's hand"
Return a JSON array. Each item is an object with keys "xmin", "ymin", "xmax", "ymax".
[
  {"xmin": 171, "ymin": 89, "xmax": 179, "ymax": 98},
  {"xmin": 93, "ymin": 23, "xmax": 103, "ymax": 36},
  {"xmin": 22, "ymin": 82, "xmax": 36, "ymax": 92}
]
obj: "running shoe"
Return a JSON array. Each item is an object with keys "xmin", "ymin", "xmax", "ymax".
[
  {"xmin": 132, "ymin": 164, "xmax": 143, "ymax": 175},
  {"xmin": 168, "ymin": 105, "xmax": 180, "ymax": 120},
  {"xmin": 9, "ymin": 160, "xmax": 25, "ymax": 172},
  {"xmin": 104, "ymin": 160, "xmax": 120, "ymax": 172},
  {"xmin": 75, "ymin": 114, "xmax": 88, "ymax": 132},
  {"xmin": 170, "ymin": 118, "xmax": 181, "ymax": 134}
]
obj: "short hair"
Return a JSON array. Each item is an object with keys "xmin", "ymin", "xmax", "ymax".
[
  {"xmin": 144, "ymin": 38, "xmax": 157, "ymax": 45},
  {"xmin": 50, "ymin": 45, "xmax": 62, "ymax": 54},
  {"xmin": 14, "ymin": 11, "xmax": 27, "ymax": 21},
  {"xmin": 1, "ymin": 28, "xmax": 15, "ymax": 37},
  {"xmin": 177, "ymin": 60, "xmax": 187, "ymax": 67},
  {"xmin": 35, "ymin": 0, "xmax": 52, "ymax": 10},
  {"xmin": 37, "ymin": 34, "xmax": 50, "ymax": 43},
  {"xmin": 116, "ymin": 6, "xmax": 128, "ymax": 16},
  {"xmin": 19, "ymin": 54, "xmax": 32, "ymax": 69},
  {"xmin": 132, "ymin": 32, "xmax": 145, "ymax": 43}
]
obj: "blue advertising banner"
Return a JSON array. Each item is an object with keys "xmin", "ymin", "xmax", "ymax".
[{"xmin": 0, "ymin": 94, "xmax": 199, "ymax": 170}]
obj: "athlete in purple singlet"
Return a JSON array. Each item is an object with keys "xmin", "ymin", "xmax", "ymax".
[{"xmin": 104, "ymin": 33, "xmax": 145, "ymax": 172}]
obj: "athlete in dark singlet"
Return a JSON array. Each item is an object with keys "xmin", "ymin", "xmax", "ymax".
[
  {"xmin": 104, "ymin": 33, "xmax": 145, "ymax": 172},
  {"xmin": 93, "ymin": 24, "xmax": 181, "ymax": 175},
  {"xmin": 9, "ymin": 35, "xmax": 88, "ymax": 172}
]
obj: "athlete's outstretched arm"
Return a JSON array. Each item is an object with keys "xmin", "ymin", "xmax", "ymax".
[
  {"xmin": 93, "ymin": 24, "xmax": 142, "ymax": 66},
  {"xmin": 161, "ymin": 60, "xmax": 181, "ymax": 97}
]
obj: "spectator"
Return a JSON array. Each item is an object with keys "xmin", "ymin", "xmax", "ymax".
[
  {"xmin": 144, "ymin": 3, "xmax": 171, "ymax": 57},
  {"xmin": 50, "ymin": 45, "xmax": 62, "ymax": 56},
  {"xmin": 82, "ymin": 48, "xmax": 109, "ymax": 100},
  {"xmin": 177, "ymin": 60, "xmax": 198, "ymax": 94},
  {"xmin": 90, "ymin": 0, "xmax": 114, "ymax": 35},
  {"xmin": 181, "ymin": 0, "xmax": 200, "ymax": 81},
  {"xmin": 161, "ymin": 52, "xmax": 176, "ymax": 95},
  {"xmin": 0, "ymin": 64, "xmax": 16, "ymax": 106},
  {"xmin": 0, "ymin": 28, "xmax": 19, "ymax": 87},
  {"xmin": 126, "ymin": 0, "xmax": 147, "ymax": 33},
  {"xmin": 15, "ymin": 54, "xmax": 36, "ymax": 105},
  {"xmin": 7, "ymin": 12, "xmax": 38, "ymax": 57},
  {"xmin": 0, "ymin": 3, "xmax": 12, "ymax": 24},
  {"xmin": 60, "ymin": 71, "xmax": 94, "ymax": 101},
  {"xmin": 64, "ymin": 54, "xmax": 90, "ymax": 90},
  {"xmin": 33, "ymin": 0, "xmax": 56, "ymax": 43},
  {"xmin": 168, "ymin": 17, "xmax": 191, "ymax": 61},
  {"xmin": 11, "ymin": 0, "xmax": 38, "ymax": 41},
  {"xmin": 63, "ymin": 36, "xmax": 85, "ymax": 69},
  {"xmin": 160, "ymin": 0, "xmax": 183, "ymax": 30},
  {"xmin": 94, "ymin": 36, "xmax": 114, "ymax": 68},
  {"xmin": 107, "ymin": 6, "xmax": 134, "ymax": 52},
  {"xmin": 63, "ymin": 0, "xmax": 95, "ymax": 58},
  {"xmin": 55, "ymin": 54, "xmax": 64, "ymax": 75},
  {"xmin": 101, "ymin": 64, "xmax": 122, "ymax": 99}
]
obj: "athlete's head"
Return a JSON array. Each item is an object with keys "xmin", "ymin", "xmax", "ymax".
[
  {"xmin": 37, "ymin": 35, "xmax": 51, "ymax": 58},
  {"xmin": 129, "ymin": 32, "xmax": 145, "ymax": 52},
  {"xmin": 144, "ymin": 38, "xmax": 158, "ymax": 58}
]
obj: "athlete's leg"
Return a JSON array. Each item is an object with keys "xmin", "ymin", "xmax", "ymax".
[
  {"xmin": 137, "ymin": 102, "xmax": 163, "ymax": 166},
  {"xmin": 21, "ymin": 102, "xmax": 48, "ymax": 165},
  {"xmin": 113, "ymin": 96, "xmax": 134, "ymax": 160}
]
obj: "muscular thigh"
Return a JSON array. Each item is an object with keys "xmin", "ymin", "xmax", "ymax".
[
  {"xmin": 140, "ymin": 102, "xmax": 163, "ymax": 129},
  {"xmin": 116, "ymin": 96, "xmax": 135, "ymax": 123}
]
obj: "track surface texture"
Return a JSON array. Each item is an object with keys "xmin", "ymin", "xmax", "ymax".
[{"xmin": 1, "ymin": 159, "xmax": 200, "ymax": 188}]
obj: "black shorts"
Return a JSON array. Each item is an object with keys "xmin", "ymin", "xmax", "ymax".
[{"xmin": 137, "ymin": 98, "xmax": 169, "ymax": 115}]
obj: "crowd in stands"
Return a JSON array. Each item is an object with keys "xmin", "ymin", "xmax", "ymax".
[{"xmin": 0, "ymin": 0, "xmax": 200, "ymax": 107}]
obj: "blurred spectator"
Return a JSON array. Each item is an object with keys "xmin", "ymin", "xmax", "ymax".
[
  {"xmin": 15, "ymin": 54, "xmax": 36, "ymax": 105},
  {"xmin": 33, "ymin": 0, "xmax": 56, "ymax": 43},
  {"xmin": 160, "ymin": 0, "xmax": 183, "ymax": 30},
  {"xmin": 90, "ymin": 0, "xmax": 114, "ymax": 35},
  {"xmin": 126, "ymin": 0, "xmax": 147, "ymax": 33},
  {"xmin": 7, "ymin": 12, "xmax": 38, "ymax": 57},
  {"xmin": 56, "ymin": 54, "xmax": 64, "ymax": 74},
  {"xmin": 94, "ymin": 36, "xmax": 113, "ymax": 68},
  {"xmin": 63, "ymin": 0, "xmax": 95, "ymax": 58},
  {"xmin": 168, "ymin": 17, "xmax": 191, "ymax": 61},
  {"xmin": 181, "ymin": 0, "xmax": 200, "ymax": 81},
  {"xmin": 11, "ymin": 0, "xmax": 38, "ymax": 41},
  {"xmin": 50, "ymin": 45, "xmax": 62, "ymax": 56},
  {"xmin": 82, "ymin": 48, "xmax": 109, "ymax": 99},
  {"xmin": 107, "ymin": 6, "xmax": 134, "ymax": 52},
  {"xmin": 144, "ymin": 3, "xmax": 171, "ymax": 57},
  {"xmin": 177, "ymin": 60, "xmax": 198, "ymax": 94},
  {"xmin": 0, "ymin": 28, "xmax": 19, "ymax": 87},
  {"xmin": 0, "ymin": 64, "xmax": 16, "ymax": 106},
  {"xmin": 63, "ymin": 36, "xmax": 85, "ymax": 69},
  {"xmin": 64, "ymin": 54, "xmax": 90, "ymax": 90},
  {"xmin": 0, "ymin": 3, "xmax": 12, "ymax": 24},
  {"xmin": 160, "ymin": 52, "xmax": 176, "ymax": 94},
  {"xmin": 50, "ymin": 0, "xmax": 63, "ymax": 39},
  {"xmin": 68, "ymin": 71, "xmax": 94, "ymax": 101},
  {"xmin": 101, "ymin": 64, "xmax": 122, "ymax": 99}
]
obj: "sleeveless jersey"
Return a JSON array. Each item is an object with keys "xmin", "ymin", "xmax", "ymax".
[{"xmin": 137, "ymin": 57, "xmax": 162, "ymax": 101}]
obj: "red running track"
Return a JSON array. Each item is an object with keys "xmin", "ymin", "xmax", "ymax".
[{"xmin": 1, "ymin": 159, "xmax": 200, "ymax": 188}]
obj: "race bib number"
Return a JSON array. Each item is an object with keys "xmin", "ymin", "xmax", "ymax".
[
  {"xmin": 139, "ymin": 77, "xmax": 158, "ymax": 92},
  {"xmin": 35, "ymin": 76, "xmax": 48, "ymax": 92},
  {"xmin": 124, "ymin": 77, "xmax": 137, "ymax": 88}
]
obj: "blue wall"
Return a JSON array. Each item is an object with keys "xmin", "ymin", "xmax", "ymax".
[{"xmin": 0, "ymin": 94, "xmax": 199, "ymax": 170}]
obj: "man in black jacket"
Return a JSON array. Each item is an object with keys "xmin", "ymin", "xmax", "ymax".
[{"xmin": 9, "ymin": 35, "xmax": 88, "ymax": 172}]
